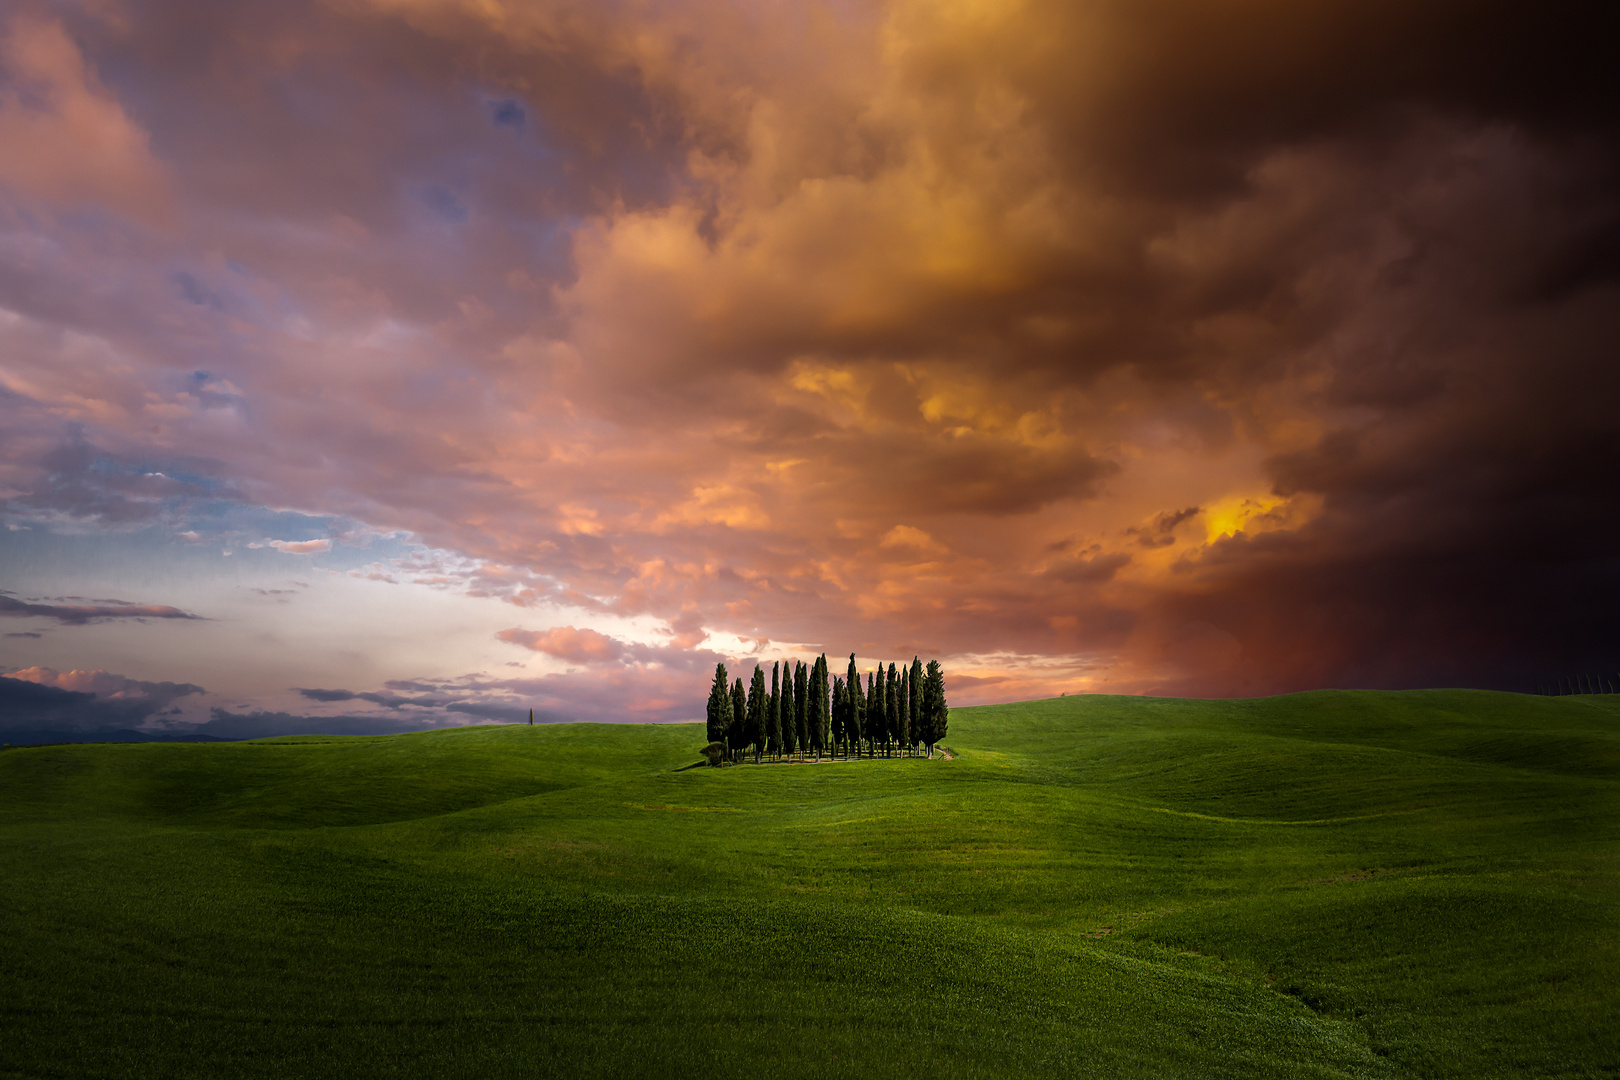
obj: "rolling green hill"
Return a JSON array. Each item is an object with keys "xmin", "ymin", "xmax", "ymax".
[{"xmin": 2, "ymin": 690, "xmax": 1615, "ymax": 1078}]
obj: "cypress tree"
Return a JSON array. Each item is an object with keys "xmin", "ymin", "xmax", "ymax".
[
  {"xmin": 897, "ymin": 663, "xmax": 911, "ymax": 756},
  {"xmin": 706, "ymin": 663, "xmax": 731, "ymax": 750},
  {"xmin": 746, "ymin": 665, "xmax": 767, "ymax": 763},
  {"xmin": 823, "ymin": 656, "xmax": 833, "ymax": 753},
  {"xmin": 528, "ymin": 708, "xmax": 533, "ymax": 726},
  {"xmin": 731, "ymin": 677, "xmax": 747, "ymax": 762},
  {"xmin": 873, "ymin": 664, "xmax": 886, "ymax": 755},
  {"xmin": 768, "ymin": 662, "xmax": 783, "ymax": 759},
  {"xmin": 831, "ymin": 675, "xmax": 846, "ymax": 758},
  {"xmin": 886, "ymin": 663, "xmax": 899, "ymax": 756},
  {"xmin": 813, "ymin": 654, "xmax": 830, "ymax": 759},
  {"xmin": 781, "ymin": 663, "xmax": 798, "ymax": 758},
  {"xmin": 845, "ymin": 654, "xmax": 863, "ymax": 758},
  {"xmin": 909, "ymin": 657, "xmax": 923, "ymax": 752},
  {"xmin": 921, "ymin": 659, "xmax": 949, "ymax": 755},
  {"xmin": 806, "ymin": 658, "xmax": 820, "ymax": 760},
  {"xmin": 794, "ymin": 661, "xmax": 808, "ymax": 761},
  {"xmin": 867, "ymin": 670, "xmax": 879, "ymax": 756}
]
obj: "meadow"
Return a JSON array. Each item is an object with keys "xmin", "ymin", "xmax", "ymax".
[{"xmin": 1, "ymin": 689, "xmax": 1615, "ymax": 1078}]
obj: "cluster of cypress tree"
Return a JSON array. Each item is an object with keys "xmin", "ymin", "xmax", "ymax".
[{"xmin": 704, "ymin": 654, "xmax": 948, "ymax": 764}]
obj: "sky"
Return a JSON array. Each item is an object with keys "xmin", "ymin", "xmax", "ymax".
[{"xmin": 1, "ymin": 0, "xmax": 1617, "ymax": 738}]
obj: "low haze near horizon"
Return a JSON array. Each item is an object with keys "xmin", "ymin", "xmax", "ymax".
[{"xmin": 1, "ymin": 0, "xmax": 1616, "ymax": 737}]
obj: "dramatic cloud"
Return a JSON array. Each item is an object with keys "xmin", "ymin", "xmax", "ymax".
[
  {"xmin": 5, "ymin": 665, "xmax": 204, "ymax": 708},
  {"xmin": 0, "ymin": 668, "xmax": 207, "ymax": 742},
  {"xmin": 0, "ymin": 0, "xmax": 1615, "ymax": 714}
]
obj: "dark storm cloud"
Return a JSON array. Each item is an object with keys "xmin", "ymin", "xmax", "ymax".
[
  {"xmin": 0, "ymin": 673, "xmax": 210, "ymax": 742},
  {"xmin": 0, "ymin": 677, "xmax": 146, "ymax": 730}
]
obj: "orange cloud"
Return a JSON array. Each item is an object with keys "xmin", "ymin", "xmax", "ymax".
[{"xmin": 498, "ymin": 626, "xmax": 624, "ymax": 664}]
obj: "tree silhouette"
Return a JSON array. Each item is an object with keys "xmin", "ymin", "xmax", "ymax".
[
  {"xmin": 793, "ymin": 661, "xmax": 808, "ymax": 761},
  {"xmin": 768, "ymin": 661, "xmax": 783, "ymax": 758},
  {"xmin": 846, "ymin": 654, "xmax": 863, "ymax": 758},
  {"xmin": 831, "ymin": 675, "xmax": 846, "ymax": 757},
  {"xmin": 897, "ymin": 663, "xmax": 911, "ymax": 756},
  {"xmin": 706, "ymin": 663, "xmax": 731, "ymax": 753},
  {"xmin": 730, "ymin": 677, "xmax": 747, "ymax": 762},
  {"xmin": 781, "ymin": 662, "xmax": 799, "ymax": 759},
  {"xmin": 746, "ymin": 665, "xmax": 767, "ymax": 763},
  {"xmin": 909, "ymin": 657, "xmax": 923, "ymax": 753},
  {"xmin": 920, "ymin": 659, "xmax": 948, "ymax": 755},
  {"xmin": 886, "ymin": 664, "xmax": 899, "ymax": 756}
]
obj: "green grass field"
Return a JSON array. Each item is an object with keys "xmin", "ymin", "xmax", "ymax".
[{"xmin": 2, "ymin": 690, "xmax": 1616, "ymax": 1079}]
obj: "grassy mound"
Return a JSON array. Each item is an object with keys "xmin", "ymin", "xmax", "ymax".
[{"xmin": 1, "ymin": 690, "xmax": 1615, "ymax": 1078}]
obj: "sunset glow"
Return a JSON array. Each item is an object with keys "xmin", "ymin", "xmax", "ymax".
[{"xmin": 2, "ymin": 0, "xmax": 1615, "ymax": 737}]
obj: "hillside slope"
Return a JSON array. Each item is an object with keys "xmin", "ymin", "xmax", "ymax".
[{"xmin": 1, "ymin": 690, "xmax": 1615, "ymax": 1078}]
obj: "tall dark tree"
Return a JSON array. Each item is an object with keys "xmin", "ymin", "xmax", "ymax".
[
  {"xmin": 806, "ymin": 657, "xmax": 821, "ymax": 760},
  {"xmin": 867, "ymin": 670, "xmax": 879, "ymax": 756},
  {"xmin": 897, "ymin": 663, "xmax": 911, "ymax": 756},
  {"xmin": 886, "ymin": 663, "xmax": 900, "ymax": 755},
  {"xmin": 746, "ymin": 665, "xmax": 767, "ymax": 763},
  {"xmin": 730, "ymin": 677, "xmax": 747, "ymax": 762},
  {"xmin": 831, "ymin": 675, "xmax": 846, "ymax": 757},
  {"xmin": 781, "ymin": 663, "xmax": 799, "ymax": 759},
  {"xmin": 846, "ymin": 654, "xmax": 863, "ymax": 758},
  {"xmin": 768, "ymin": 661, "xmax": 783, "ymax": 758},
  {"xmin": 813, "ymin": 654, "xmax": 830, "ymax": 759},
  {"xmin": 909, "ymin": 657, "xmax": 923, "ymax": 751},
  {"xmin": 706, "ymin": 663, "xmax": 731, "ymax": 751},
  {"xmin": 874, "ymin": 663, "xmax": 887, "ymax": 757},
  {"xmin": 920, "ymin": 659, "xmax": 949, "ymax": 755},
  {"xmin": 793, "ymin": 661, "xmax": 808, "ymax": 761}
]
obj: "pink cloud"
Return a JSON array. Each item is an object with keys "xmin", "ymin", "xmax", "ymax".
[
  {"xmin": 498, "ymin": 626, "xmax": 625, "ymax": 664},
  {"xmin": 267, "ymin": 539, "xmax": 332, "ymax": 554},
  {"xmin": 0, "ymin": 15, "xmax": 168, "ymax": 219}
]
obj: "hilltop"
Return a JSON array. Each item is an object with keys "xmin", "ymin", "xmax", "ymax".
[{"xmin": 1, "ymin": 689, "xmax": 1615, "ymax": 1078}]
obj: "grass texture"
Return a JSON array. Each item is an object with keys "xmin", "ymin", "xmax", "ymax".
[{"xmin": 1, "ymin": 689, "xmax": 1616, "ymax": 1078}]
